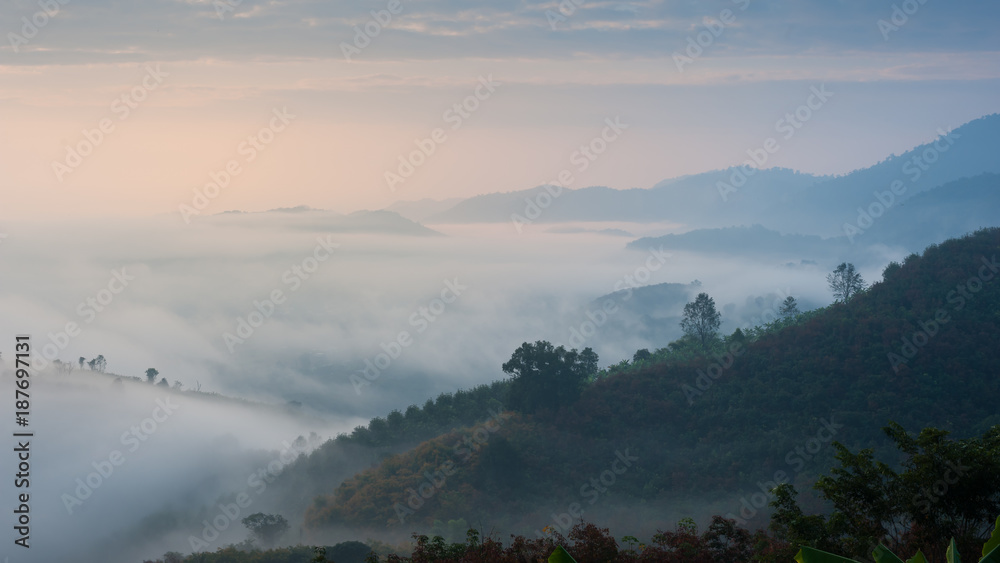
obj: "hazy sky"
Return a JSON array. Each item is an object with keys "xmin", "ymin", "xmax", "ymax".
[
  {"xmin": 4, "ymin": 4, "xmax": 990, "ymax": 558},
  {"xmin": 2, "ymin": 0, "xmax": 1000, "ymax": 220}
]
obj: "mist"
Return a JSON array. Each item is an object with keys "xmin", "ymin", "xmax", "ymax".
[{"xmin": 0, "ymin": 203, "xmax": 897, "ymax": 561}]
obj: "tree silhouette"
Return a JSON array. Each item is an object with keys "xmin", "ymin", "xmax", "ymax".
[
  {"xmin": 827, "ymin": 262, "xmax": 866, "ymax": 302},
  {"xmin": 145, "ymin": 368, "xmax": 159, "ymax": 384},
  {"xmin": 772, "ymin": 422, "xmax": 1000, "ymax": 560},
  {"xmin": 88, "ymin": 355, "xmax": 107, "ymax": 373},
  {"xmin": 502, "ymin": 341, "xmax": 597, "ymax": 414},
  {"xmin": 779, "ymin": 296, "xmax": 800, "ymax": 318},
  {"xmin": 241, "ymin": 512, "xmax": 289, "ymax": 548},
  {"xmin": 680, "ymin": 292, "xmax": 722, "ymax": 351}
]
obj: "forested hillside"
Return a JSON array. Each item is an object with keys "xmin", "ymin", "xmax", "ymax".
[{"xmin": 300, "ymin": 228, "xmax": 1000, "ymax": 537}]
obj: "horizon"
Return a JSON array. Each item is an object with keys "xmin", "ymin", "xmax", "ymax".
[
  {"xmin": 3, "ymin": 1, "xmax": 1000, "ymax": 221},
  {"xmin": 3, "ymin": 1, "xmax": 1000, "ymax": 562}
]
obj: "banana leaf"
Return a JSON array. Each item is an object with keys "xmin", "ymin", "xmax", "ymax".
[
  {"xmin": 795, "ymin": 546, "xmax": 862, "ymax": 562},
  {"xmin": 984, "ymin": 516, "xmax": 1000, "ymax": 561},
  {"xmin": 873, "ymin": 544, "xmax": 906, "ymax": 563},
  {"xmin": 549, "ymin": 545, "xmax": 578, "ymax": 563},
  {"xmin": 947, "ymin": 538, "xmax": 961, "ymax": 563}
]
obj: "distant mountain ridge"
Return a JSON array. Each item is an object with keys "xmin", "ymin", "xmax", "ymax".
[
  {"xmin": 393, "ymin": 114, "xmax": 1000, "ymax": 242},
  {"xmin": 421, "ymin": 168, "xmax": 818, "ymax": 226},
  {"xmin": 206, "ymin": 208, "xmax": 443, "ymax": 236}
]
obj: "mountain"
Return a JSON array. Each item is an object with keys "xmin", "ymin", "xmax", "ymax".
[
  {"xmin": 848, "ymin": 173, "xmax": 1000, "ymax": 251},
  {"xmin": 627, "ymin": 224, "xmax": 852, "ymax": 262},
  {"xmin": 383, "ymin": 198, "xmax": 463, "ymax": 223},
  {"xmin": 765, "ymin": 114, "xmax": 1000, "ymax": 236},
  {"xmin": 583, "ymin": 281, "xmax": 697, "ymax": 347},
  {"xmin": 626, "ymin": 174, "xmax": 1000, "ymax": 260},
  {"xmin": 414, "ymin": 114, "xmax": 1000, "ymax": 241},
  {"xmin": 300, "ymin": 228, "xmax": 1000, "ymax": 535},
  {"xmin": 422, "ymin": 169, "xmax": 818, "ymax": 226},
  {"xmin": 206, "ymin": 208, "xmax": 443, "ymax": 236}
]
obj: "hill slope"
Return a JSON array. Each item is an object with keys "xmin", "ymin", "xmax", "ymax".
[{"xmin": 302, "ymin": 228, "xmax": 1000, "ymax": 535}]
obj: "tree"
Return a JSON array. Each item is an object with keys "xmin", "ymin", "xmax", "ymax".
[
  {"xmin": 88, "ymin": 355, "xmax": 107, "ymax": 373},
  {"xmin": 145, "ymin": 368, "xmax": 159, "ymax": 384},
  {"xmin": 157, "ymin": 378, "xmax": 169, "ymax": 387},
  {"xmin": 771, "ymin": 423, "xmax": 1000, "ymax": 560},
  {"xmin": 779, "ymin": 296, "xmax": 800, "ymax": 318},
  {"xmin": 827, "ymin": 263, "xmax": 866, "ymax": 302},
  {"xmin": 680, "ymin": 292, "xmax": 722, "ymax": 351},
  {"xmin": 78, "ymin": 357, "xmax": 85, "ymax": 369},
  {"xmin": 241, "ymin": 512, "xmax": 289, "ymax": 548},
  {"xmin": 633, "ymin": 348, "xmax": 652, "ymax": 363},
  {"xmin": 502, "ymin": 341, "xmax": 598, "ymax": 414},
  {"xmin": 325, "ymin": 540, "xmax": 373, "ymax": 563}
]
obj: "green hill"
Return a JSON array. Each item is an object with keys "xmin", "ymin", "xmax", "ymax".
[{"xmin": 295, "ymin": 228, "xmax": 1000, "ymax": 536}]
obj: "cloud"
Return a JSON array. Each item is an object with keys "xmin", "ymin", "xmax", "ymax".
[{"xmin": 1, "ymin": 0, "xmax": 998, "ymax": 68}]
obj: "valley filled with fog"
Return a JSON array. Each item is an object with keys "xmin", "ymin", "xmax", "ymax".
[{"xmin": 0, "ymin": 199, "xmax": 900, "ymax": 561}]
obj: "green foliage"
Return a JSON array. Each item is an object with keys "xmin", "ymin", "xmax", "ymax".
[
  {"xmin": 502, "ymin": 341, "xmax": 598, "ymax": 414},
  {"xmin": 780, "ymin": 296, "xmax": 801, "ymax": 318},
  {"xmin": 984, "ymin": 516, "xmax": 1000, "ymax": 559},
  {"xmin": 548, "ymin": 545, "xmax": 578, "ymax": 562},
  {"xmin": 774, "ymin": 422, "xmax": 1000, "ymax": 561},
  {"xmin": 306, "ymin": 229, "xmax": 1000, "ymax": 533},
  {"xmin": 142, "ymin": 545, "xmax": 325, "ymax": 563},
  {"xmin": 794, "ymin": 520, "xmax": 1000, "ymax": 563},
  {"xmin": 241, "ymin": 513, "xmax": 290, "ymax": 548},
  {"xmin": 827, "ymin": 262, "xmax": 866, "ymax": 302},
  {"xmin": 680, "ymin": 292, "xmax": 722, "ymax": 351}
]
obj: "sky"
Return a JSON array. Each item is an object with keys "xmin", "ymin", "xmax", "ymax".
[
  {"xmin": 2, "ymin": 4, "xmax": 995, "ymax": 559},
  {"xmin": 2, "ymin": 0, "xmax": 1000, "ymax": 221}
]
